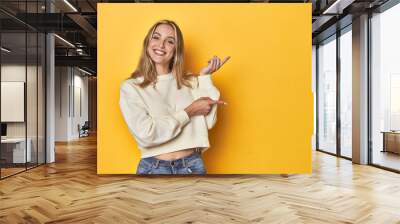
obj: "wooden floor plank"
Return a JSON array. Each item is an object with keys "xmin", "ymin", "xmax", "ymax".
[{"xmin": 1, "ymin": 133, "xmax": 400, "ymax": 223}]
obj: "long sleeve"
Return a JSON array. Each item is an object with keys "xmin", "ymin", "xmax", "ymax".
[
  {"xmin": 191, "ymin": 74, "xmax": 221, "ymax": 129},
  {"xmin": 119, "ymin": 81, "xmax": 190, "ymax": 148}
]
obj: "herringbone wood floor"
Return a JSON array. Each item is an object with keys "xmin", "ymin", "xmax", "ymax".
[{"xmin": 1, "ymin": 134, "xmax": 400, "ymax": 224}]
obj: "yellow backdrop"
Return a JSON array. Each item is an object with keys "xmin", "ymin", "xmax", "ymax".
[{"xmin": 97, "ymin": 3, "xmax": 313, "ymax": 174}]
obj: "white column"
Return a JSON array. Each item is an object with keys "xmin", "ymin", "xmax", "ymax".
[{"xmin": 45, "ymin": 1, "xmax": 55, "ymax": 163}]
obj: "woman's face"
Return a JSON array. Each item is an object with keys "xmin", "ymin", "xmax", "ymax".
[{"xmin": 147, "ymin": 24, "xmax": 176, "ymax": 69}]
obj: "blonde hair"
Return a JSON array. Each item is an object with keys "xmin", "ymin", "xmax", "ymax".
[{"xmin": 130, "ymin": 19, "xmax": 195, "ymax": 89}]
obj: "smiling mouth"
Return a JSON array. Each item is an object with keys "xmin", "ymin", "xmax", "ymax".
[{"xmin": 153, "ymin": 49, "xmax": 166, "ymax": 56}]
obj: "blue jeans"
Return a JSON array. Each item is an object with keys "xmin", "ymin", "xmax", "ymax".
[{"xmin": 136, "ymin": 150, "xmax": 206, "ymax": 175}]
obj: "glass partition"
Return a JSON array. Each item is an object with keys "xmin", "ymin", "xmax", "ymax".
[
  {"xmin": 38, "ymin": 32, "xmax": 45, "ymax": 165},
  {"xmin": 1, "ymin": 31, "xmax": 28, "ymax": 177},
  {"xmin": 0, "ymin": 1, "xmax": 46, "ymax": 179},
  {"xmin": 317, "ymin": 35, "xmax": 337, "ymax": 154},
  {"xmin": 27, "ymin": 30, "xmax": 38, "ymax": 169}
]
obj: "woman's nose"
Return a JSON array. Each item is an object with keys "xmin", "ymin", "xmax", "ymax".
[{"xmin": 158, "ymin": 41, "xmax": 165, "ymax": 49}]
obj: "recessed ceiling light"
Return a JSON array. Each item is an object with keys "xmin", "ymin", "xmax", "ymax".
[
  {"xmin": 54, "ymin": 34, "xmax": 75, "ymax": 48},
  {"xmin": 1, "ymin": 47, "xmax": 11, "ymax": 53},
  {"xmin": 63, "ymin": 0, "xmax": 78, "ymax": 12},
  {"xmin": 77, "ymin": 67, "xmax": 93, "ymax": 76},
  {"xmin": 322, "ymin": 0, "xmax": 354, "ymax": 15}
]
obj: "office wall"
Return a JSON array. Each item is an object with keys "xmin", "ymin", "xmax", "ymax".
[
  {"xmin": 73, "ymin": 72, "xmax": 89, "ymax": 138},
  {"xmin": 54, "ymin": 67, "xmax": 89, "ymax": 141},
  {"xmin": 1, "ymin": 64, "xmax": 41, "ymax": 139},
  {"xmin": 1, "ymin": 61, "xmax": 45, "ymax": 169},
  {"xmin": 55, "ymin": 67, "xmax": 69, "ymax": 141},
  {"xmin": 98, "ymin": 3, "xmax": 313, "ymax": 174}
]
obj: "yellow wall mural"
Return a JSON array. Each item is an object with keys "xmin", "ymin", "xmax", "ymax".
[{"xmin": 97, "ymin": 3, "xmax": 313, "ymax": 174}]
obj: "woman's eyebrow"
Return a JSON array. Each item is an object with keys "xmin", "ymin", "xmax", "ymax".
[
  {"xmin": 166, "ymin": 36, "xmax": 175, "ymax": 41},
  {"xmin": 153, "ymin": 32, "xmax": 175, "ymax": 40}
]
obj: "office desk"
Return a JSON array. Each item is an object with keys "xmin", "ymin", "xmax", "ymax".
[
  {"xmin": 1, "ymin": 138, "xmax": 32, "ymax": 163},
  {"xmin": 381, "ymin": 131, "xmax": 400, "ymax": 154}
]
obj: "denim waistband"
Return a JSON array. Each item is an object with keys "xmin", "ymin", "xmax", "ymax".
[{"xmin": 142, "ymin": 148, "xmax": 201, "ymax": 167}]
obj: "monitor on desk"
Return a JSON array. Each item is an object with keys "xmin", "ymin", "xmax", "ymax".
[{"xmin": 1, "ymin": 123, "xmax": 7, "ymax": 138}]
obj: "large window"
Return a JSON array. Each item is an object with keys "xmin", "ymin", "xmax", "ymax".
[
  {"xmin": 317, "ymin": 35, "xmax": 337, "ymax": 154},
  {"xmin": 317, "ymin": 26, "xmax": 353, "ymax": 159},
  {"xmin": 339, "ymin": 27, "xmax": 352, "ymax": 158},
  {"xmin": 371, "ymin": 3, "xmax": 400, "ymax": 171}
]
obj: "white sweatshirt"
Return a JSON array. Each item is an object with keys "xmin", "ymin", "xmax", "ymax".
[{"xmin": 119, "ymin": 73, "xmax": 220, "ymax": 158}]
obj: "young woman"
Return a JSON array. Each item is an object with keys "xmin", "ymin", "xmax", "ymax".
[{"xmin": 119, "ymin": 19, "xmax": 229, "ymax": 175}]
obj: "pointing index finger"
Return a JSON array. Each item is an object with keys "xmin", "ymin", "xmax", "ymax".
[
  {"xmin": 220, "ymin": 56, "xmax": 231, "ymax": 66},
  {"xmin": 212, "ymin": 100, "xmax": 228, "ymax": 105}
]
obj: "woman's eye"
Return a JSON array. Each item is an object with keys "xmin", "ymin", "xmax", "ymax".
[
  {"xmin": 152, "ymin": 36, "xmax": 159, "ymax": 40},
  {"xmin": 168, "ymin": 41, "xmax": 175, "ymax": 44}
]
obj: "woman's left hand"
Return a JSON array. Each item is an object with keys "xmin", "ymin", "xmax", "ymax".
[{"xmin": 199, "ymin": 56, "xmax": 230, "ymax": 75}]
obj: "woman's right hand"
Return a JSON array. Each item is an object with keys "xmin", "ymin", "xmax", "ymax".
[{"xmin": 184, "ymin": 97, "xmax": 227, "ymax": 118}]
